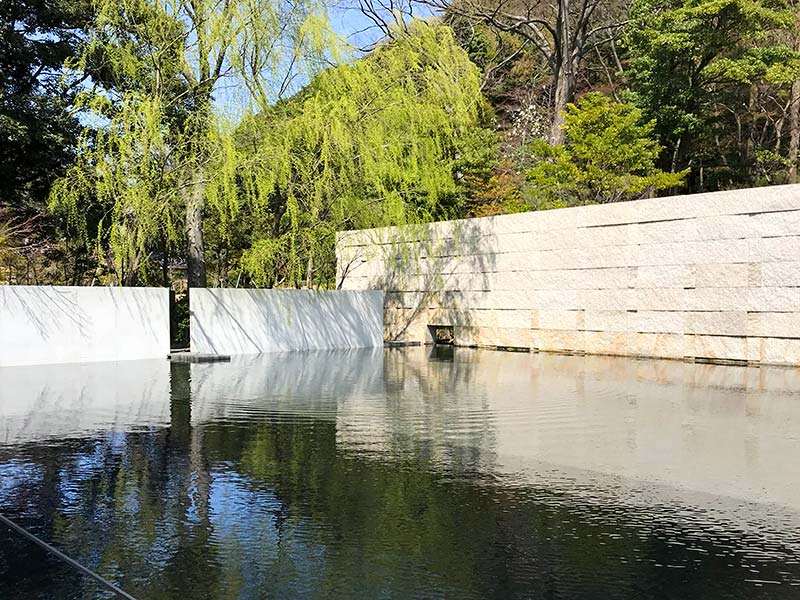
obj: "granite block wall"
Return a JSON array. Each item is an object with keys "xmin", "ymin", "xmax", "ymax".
[{"xmin": 336, "ymin": 184, "xmax": 800, "ymax": 365}]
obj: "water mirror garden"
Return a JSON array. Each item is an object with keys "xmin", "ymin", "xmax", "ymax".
[
  {"xmin": 4, "ymin": 0, "xmax": 800, "ymax": 597},
  {"xmin": 1, "ymin": 348, "xmax": 799, "ymax": 598}
]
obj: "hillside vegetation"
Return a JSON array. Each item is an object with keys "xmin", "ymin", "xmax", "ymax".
[{"xmin": 1, "ymin": 0, "xmax": 798, "ymax": 287}]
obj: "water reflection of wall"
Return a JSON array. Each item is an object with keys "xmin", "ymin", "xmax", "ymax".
[
  {"xmin": 490, "ymin": 351, "xmax": 800, "ymax": 511},
  {"xmin": 3, "ymin": 346, "xmax": 799, "ymax": 512},
  {"xmin": 1, "ymin": 347, "xmax": 799, "ymax": 598},
  {"xmin": 335, "ymin": 346, "xmax": 504, "ymax": 468},
  {"xmin": 0, "ymin": 349, "xmax": 387, "ymax": 447},
  {"xmin": 337, "ymin": 347, "xmax": 800, "ymax": 511},
  {"xmin": 0, "ymin": 359, "xmax": 171, "ymax": 445},
  {"xmin": 188, "ymin": 349, "xmax": 386, "ymax": 425}
]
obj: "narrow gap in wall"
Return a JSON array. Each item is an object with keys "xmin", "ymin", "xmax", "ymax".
[
  {"xmin": 170, "ymin": 288, "xmax": 190, "ymax": 351},
  {"xmin": 429, "ymin": 325, "xmax": 454, "ymax": 345}
]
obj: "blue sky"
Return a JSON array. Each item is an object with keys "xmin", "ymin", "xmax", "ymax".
[
  {"xmin": 213, "ymin": 1, "xmax": 439, "ymax": 120},
  {"xmin": 329, "ymin": 1, "xmax": 438, "ymax": 49}
]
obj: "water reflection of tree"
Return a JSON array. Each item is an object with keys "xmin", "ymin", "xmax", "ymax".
[
  {"xmin": 1, "ymin": 361, "xmax": 798, "ymax": 598},
  {"xmin": 378, "ymin": 345, "xmax": 499, "ymax": 473}
]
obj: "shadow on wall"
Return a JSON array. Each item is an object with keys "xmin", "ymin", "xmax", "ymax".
[
  {"xmin": 0, "ymin": 286, "xmax": 170, "ymax": 366},
  {"xmin": 190, "ymin": 289, "xmax": 385, "ymax": 356},
  {"xmin": 337, "ymin": 218, "xmax": 497, "ymax": 345},
  {"xmin": 2, "ymin": 285, "xmax": 86, "ymax": 340}
]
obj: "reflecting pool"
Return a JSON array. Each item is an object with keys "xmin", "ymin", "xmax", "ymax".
[{"xmin": 1, "ymin": 347, "xmax": 799, "ymax": 599}]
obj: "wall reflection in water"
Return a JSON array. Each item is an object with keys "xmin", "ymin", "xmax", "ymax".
[
  {"xmin": 0, "ymin": 359, "xmax": 171, "ymax": 445},
  {"xmin": 358, "ymin": 347, "xmax": 800, "ymax": 509},
  {"xmin": 0, "ymin": 348, "xmax": 799, "ymax": 599}
]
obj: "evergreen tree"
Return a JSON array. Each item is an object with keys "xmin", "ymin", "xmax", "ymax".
[
  {"xmin": 0, "ymin": 0, "xmax": 92, "ymax": 215},
  {"xmin": 527, "ymin": 92, "xmax": 685, "ymax": 206},
  {"xmin": 625, "ymin": 0, "xmax": 798, "ymax": 190}
]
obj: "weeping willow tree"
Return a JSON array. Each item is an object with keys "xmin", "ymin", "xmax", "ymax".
[
  {"xmin": 209, "ymin": 22, "xmax": 489, "ymax": 288},
  {"xmin": 49, "ymin": 0, "xmax": 330, "ymax": 286},
  {"xmin": 50, "ymin": 96, "xmax": 180, "ymax": 285},
  {"xmin": 49, "ymin": 6, "xmax": 488, "ymax": 288}
]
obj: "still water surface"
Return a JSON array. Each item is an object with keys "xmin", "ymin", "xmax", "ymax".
[{"xmin": 1, "ymin": 347, "xmax": 799, "ymax": 599}]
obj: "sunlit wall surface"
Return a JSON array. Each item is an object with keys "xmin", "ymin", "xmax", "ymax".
[
  {"xmin": 190, "ymin": 289, "xmax": 384, "ymax": 355},
  {"xmin": 0, "ymin": 286, "xmax": 169, "ymax": 366},
  {"xmin": 338, "ymin": 184, "xmax": 800, "ymax": 365}
]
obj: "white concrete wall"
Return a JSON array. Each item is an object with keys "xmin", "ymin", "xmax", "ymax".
[
  {"xmin": 0, "ymin": 285, "xmax": 170, "ymax": 366},
  {"xmin": 190, "ymin": 288, "xmax": 385, "ymax": 355},
  {"xmin": 336, "ymin": 184, "xmax": 800, "ymax": 365}
]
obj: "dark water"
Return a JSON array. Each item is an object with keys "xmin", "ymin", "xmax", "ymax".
[{"xmin": 1, "ymin": 347, "xmax": 799, "ymax": 599}]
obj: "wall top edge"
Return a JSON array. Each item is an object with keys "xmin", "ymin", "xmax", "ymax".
[
  {"xmin": 193, "ymin": 288, "xmax": 384, "ymax": 294},
  {"xmin": 335, "ymin": 184, "xmax": 800, "ymax": 244},
  {"xmin": 1, "ymin": 286, "xmax": 384, "ymax": 294},
  {"xmin": 0, "ymin": 285, "xmax": 169, "ymax": 292}
]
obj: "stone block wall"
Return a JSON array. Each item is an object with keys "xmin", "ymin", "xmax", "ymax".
[{"xmin": 336, "ymin": 184, "xmax": 800, "ymax": 365}]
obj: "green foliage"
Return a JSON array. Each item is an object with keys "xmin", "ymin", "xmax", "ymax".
[
  {"xmin": 221, "ymin": 22, "xmax": 489, "ymax": 288},
  {"xmin": 0, "ymin": 0, "xmax": 92, "ymax": 214},
  {"xmin": 527, "ymin": 93, "xmax": 686, "ymax": 206},
  {"xmin": 48, "ymin": 0, "xmax": 331, "ymax": 286},
  {"xmin": 0, "ymin": 0, "xmax": 94, "ymax": 284},
  {"xmin": 171, "ymin": 291, "xmax": 190, "ymax": 348},
  {"xmin": 625, "ymin": 0, "xmax": 798, "ymax": 188},
  {"xmin": 23, "ymin": 0, "xmax": 800, "ymax": 287},
  {"xmin": 49, "ymin": 9, "xmax": 487, "ymax": 288},
  {"xmin": 0, "ymin": 219, "xmax": 10, "ymax": 264},
  {"xmin": 49, "ymin": 94, "xmax": 184, "ymax": 285},
  {"xmin": 455, "ymin": 127, "xmax": 529, "ymax": 217}
]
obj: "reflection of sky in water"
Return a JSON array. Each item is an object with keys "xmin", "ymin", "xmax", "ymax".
[
  {"xmin": 0, "ymin": 461, "xmax": 43, "ymax": 498},
  {"xmin": 0, "ymin": 347, "xmax": 799, "ymax": 598},
  {"xmin": 209, "ymin": 470, "xmax": 328, "ymax": 598}
]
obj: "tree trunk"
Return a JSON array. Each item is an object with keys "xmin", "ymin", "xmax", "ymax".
[
  {"xmin": 161, "ymin": 235, "xmax": 169, "ymax": 287},
  {"xmin": 788, "ymin": 78, "xmax": 800, "ymax": 184},
  {"xmin": 217, "ymin": 247, "xmax": 228, "ymax": 287},
  {"xmin": 186, "ymin": 171, "xmax": 207, "ymax": 288},
  {"xmin": 744, "ymin": 83, "xmax": 757, "ymax": 171},
  {"xmin": 549, "ymin": 0, "xmax": 575, "ymax": 146},
  {"xmin": 550, "ymin": 71, "xmax": 575, "ymax": 145},
  {"xmin": 122, "ymin": 248, "xmax": 143, "ymax": 286}
]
